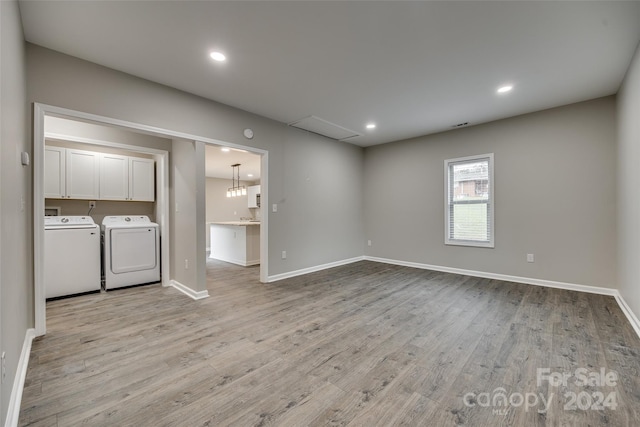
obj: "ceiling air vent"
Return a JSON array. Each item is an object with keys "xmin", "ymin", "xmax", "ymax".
[
  {"xmin": 289, "ymin": 115, "xmax": 361, "ymax": 141},
  {"xmin": 452, "ymin": 122, "xmax": 469, "ymax": 128}
]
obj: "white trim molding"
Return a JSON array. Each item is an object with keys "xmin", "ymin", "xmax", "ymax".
[
  {"xmin": 365, "ymin": 256, "xmax": 640, "ymax": 339},
  {"xmin": 365, "ymin": 256, "xmax": 617, "ymax": 295},
  {"xmin": 267, "ymin": 256, "xmax": 365, "ymax": 283},
  {"xmin": 615, "ymin": 293, "xmax": 640, "ymax": 339},
  {"xmin": 170, "ymin": 280, "xmax": 209, "ymax": 300},
  {"xmin": 5, "ymin": 329, "xmax": 35, "ymax": 427}
]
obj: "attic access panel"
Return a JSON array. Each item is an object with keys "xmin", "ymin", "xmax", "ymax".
[{"xmin": 288, "ymin": 115, "xmax": 361, "ymax": 141}]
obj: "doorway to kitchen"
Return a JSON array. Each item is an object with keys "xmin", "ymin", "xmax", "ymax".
[{"xmin": 204, "ymin": 144, "xmax": 262, "ymax": 286}]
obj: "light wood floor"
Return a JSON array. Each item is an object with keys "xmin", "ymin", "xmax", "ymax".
[{"xmin": 19, "ymin": 260, "xmax": 640, "ymax": 426}]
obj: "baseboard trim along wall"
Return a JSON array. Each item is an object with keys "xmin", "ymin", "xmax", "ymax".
[
  {"xmin": 615, "ymin": 293, "xmax": 640, "ymax": 339},
  {"xmin": 170, "ymin": 280, "xmax": 210, "ymax": 300},
  {"xmin": 365, "ymin": 256, "xmax": 640, "ymax": 339},
  {"xmin": 5, "ymin": 328, "xmax": 35, "ymax": 427},
  {"xmin": 267, "ymin": 256, "xmax": 366, "ymax": 282},
  {"xmin": 365, "ymin": 256, "xmax": 617, "ymax": 295}
]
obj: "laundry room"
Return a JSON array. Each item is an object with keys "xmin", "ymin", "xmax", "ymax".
[{"xmin": 43, "ymin": 115, "xmax": 172, "ymax": 298}]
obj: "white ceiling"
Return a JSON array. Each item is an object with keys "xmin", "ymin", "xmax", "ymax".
[
  {"xmin": 205, "ymin": 144, "xmax": 261, "ymax": 180},
  {"xmin": 18, "ymin": 1, "xmax": 640, "ymax": 147}
]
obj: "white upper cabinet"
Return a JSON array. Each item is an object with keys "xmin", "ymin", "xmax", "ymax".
[
  {"xmin": 100, "ymin": 154, "xmax": 155, "ymax": 201},
  {"xmin": 65, "ymin": 149, "xmax": 100, "ymax": 200},
  {"xmin": 46, "ymin": 146, "xmax": 100, "ymax": 199},
  {"xmin": 129, "ymin": 157, "xmax": 155, "ymax": 202},
  {"xmin": 45, "ymin": 145, "xmax": 155, "ymax": 202},
  {"xmin": 44, "ymin": 146, "xmax": 66, "ymax": 198},
  {"xmin": 248, "ymin": 184, "xmax": 261, "ymax": 208},
  {"xmin": 99, "ymin": 153, "xmax": 129, "ymax": 200}
]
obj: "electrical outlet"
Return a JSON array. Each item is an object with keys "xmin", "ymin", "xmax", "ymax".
[
  {"xmin": 184, "ymin": 259, "xmax": 189, "ymax": 269},
  {"xmin": 282, "ymin": 251, "xmax": 287, "ymax": 259},
  {"xmin": 527, "ymin": 253, "xmax": 535, "ymax": 263},
  {"xmin": 1, "ymin": 351, "xmax": 6, "ymax": 383},
  {"xmin": 89, "ymin": 200, "xmax": 96, "ymax": 209}
]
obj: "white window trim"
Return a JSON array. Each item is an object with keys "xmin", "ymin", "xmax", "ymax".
[{"xmin": 444, "ymin": 153, "xmax": 494, "ymax": 248}]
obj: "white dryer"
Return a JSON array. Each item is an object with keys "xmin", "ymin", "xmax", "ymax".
[
  {"xmin": 102, "ymin": 215, "xmax": 160, "ymax": 290},
  {"xmin": 44, "ymin": 216, "xmax": 101, "ymax": 299}
]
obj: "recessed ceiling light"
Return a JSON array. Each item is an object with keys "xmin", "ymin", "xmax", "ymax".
[
  {"xmin": 221, "ymin": 147, "xmax": 230, "ymax": 152},
  {"xmin": 247, "ymin": 174, "xmax": 254, "ymax": 177},
  {"xmin": 497, "ymin": 85, "xmax": 513, "ymax": 94},
  {"xmin": 366, "ymin": 123, "xmax": 376, "ymax": 129},
  {"xmin": 209, "ymin": 51, "xmax": 226, "ymax": 62}
]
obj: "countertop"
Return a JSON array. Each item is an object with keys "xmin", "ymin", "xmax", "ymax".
[{"xmin": 209, "ymin": 221, "xmax": 261, "ymax": 226}]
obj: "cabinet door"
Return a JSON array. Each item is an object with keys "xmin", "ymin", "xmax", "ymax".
[
  {"xmin": 99, "ymin": 153, "xmax": 129, "ymax": 200},
  {"xmin": 44, "ymin": 146, "xmax": 66, "ymax": 198},
  {"xmin": 247, "ymin": 185, "xmax": 261, "ymax": 208},
  {"xmin": 129, "ymin": 157, "xmax": 155, "ymax": 201},
  {"xmin": 66, "ymin": 149, "xmax": 100, "ymax": 199}
]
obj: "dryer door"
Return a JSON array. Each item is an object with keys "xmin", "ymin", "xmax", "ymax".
[{"xmin": 109, "ymin": 227, "xmax": 157, "ymax": 274}]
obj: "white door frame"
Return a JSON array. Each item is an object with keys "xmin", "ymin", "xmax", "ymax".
[{"xmin": 33, "ymin": 103, "xmax": 269, "ymax": 336}]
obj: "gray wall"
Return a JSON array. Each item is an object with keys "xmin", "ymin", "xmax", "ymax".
[
  {"xmin": 26, "ymin": 44, "xmax": 366, "ymax": 279},
  {"xmin": 276, "ymin": 129, "xmax": 364, "ymax": 268},
  {"xmin": 0, "ymin": 0, "xmax": 31, "ymax": 422},
  {"xmin": 364, "ymin": 97, "xmax": 617, "ymax": 288},
  {"xmin": 45, "ymin": 116, "xmax": 172, "ymax": 152},
  {"xmin": 617, "ymin": 41, "xmax": 640, "ymax": 320},
  {"xmin": 45, "ymin": 199, "xmax": 155, "ymax": 226},
  {"xmin": 170, "ymin": 139, "xmax": 206, "ymax": 292}
]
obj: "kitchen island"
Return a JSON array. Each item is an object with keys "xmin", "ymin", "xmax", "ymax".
[{"xmin": 209, "ymin": 222, "xmax": 260, "ymax": 266}]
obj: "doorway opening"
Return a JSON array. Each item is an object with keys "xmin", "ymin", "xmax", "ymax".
[
  {"xmin": 33, "ymin": 104, "xmax": 269, "ymax": 336},
  {"xmin": 205, "ymin": 144, "xmax": 262, "ymax": 284}
]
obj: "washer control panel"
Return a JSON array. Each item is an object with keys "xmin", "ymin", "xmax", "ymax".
[
  {"xmin": 44, "ymin": 216, "xmax": 96, "ymax": 228},
  {"xmin": 102, "ymin": 215, "xmax": 152, "ymax": 226}
]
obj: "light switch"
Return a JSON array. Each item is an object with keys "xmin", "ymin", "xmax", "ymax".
[{"xmin": 272, "ymin": 204, "xmax": 277, "ymax": 213}]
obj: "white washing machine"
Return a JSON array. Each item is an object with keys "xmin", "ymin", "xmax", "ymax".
[
  {"xmin": 44, "ymin": 216, "xmax": 101, "ymax": 299},
  {"xmin": 102, "ymin": 215, "xmax": 160, "ymax": 290}
]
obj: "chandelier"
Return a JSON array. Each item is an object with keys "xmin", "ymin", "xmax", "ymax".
[{"xmin": 226, "ymin": 163, "xmax": 247, "ymax": 197}]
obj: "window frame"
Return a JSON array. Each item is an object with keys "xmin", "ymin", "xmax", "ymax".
[{"xmin": 444, "ymin": 153, "xmax": 494, "ymax": 248}]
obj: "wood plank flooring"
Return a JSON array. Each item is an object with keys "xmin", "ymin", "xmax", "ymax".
[{"xmin": 19, "ymin": 260, "xmax": 640, "ymax": 426}]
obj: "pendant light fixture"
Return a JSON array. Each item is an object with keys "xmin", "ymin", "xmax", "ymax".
[{"xmin": 226, "ymin": 163, "xmax": 247, "ymax": 197}]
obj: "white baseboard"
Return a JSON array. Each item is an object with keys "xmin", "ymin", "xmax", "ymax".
[
  {"xmin": 208, "ymin": 255, "xmax": 259, "ymax": 267},
  {"xmin": 169, "ymin": 280, "xmax": 209, "ymax": 300},
  {"xmin": 267, "ymin": 256, "xmax": 365, "ymax": 282},
  {"xmin": 614, "ymin": 293, "xmax": 640, "ymax": 339},
  {"xmin": 5, "ymin": 328, "xmax": 35, "ymax": 427},
  {"xmin": 365, "ymin": 256, "xmax": 617, "ymax": 295}
]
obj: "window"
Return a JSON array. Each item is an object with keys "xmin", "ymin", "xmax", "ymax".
[{"xmin": 445, "ymin": 153, "xmax": 494, "ymax": 247}]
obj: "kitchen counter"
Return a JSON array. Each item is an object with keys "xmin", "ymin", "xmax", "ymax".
[{"xmin": 209, "ymin": 222, "xmax": 260, "ymax": 266}]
